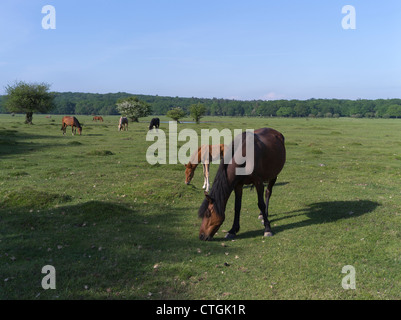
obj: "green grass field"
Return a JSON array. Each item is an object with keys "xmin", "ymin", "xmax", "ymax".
[{"xmin": 1, "ymin": 114, "xmax": 401, "ymax": 300}]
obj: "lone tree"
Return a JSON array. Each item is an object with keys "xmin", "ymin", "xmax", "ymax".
[
  {"xmin": 189, "ymin": 103, "xmax": 206, "ymax": 124},
  {"xmin": 116, "ymin": 96, "xmax": 152, "ymax": 122},
  {"xmin": 166, "ymin": 107, "xmax": 186, "ymax": 123},
  {"xmin": 4, "ymin": 81, "xmax": 55, "ymax": 124}
]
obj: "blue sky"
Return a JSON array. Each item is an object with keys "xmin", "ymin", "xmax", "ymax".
[{"xmin": 1, "ymin": 0, "xmax": 400, "ymax": 100}]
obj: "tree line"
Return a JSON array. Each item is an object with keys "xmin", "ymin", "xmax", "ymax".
[{"xmin": 1, "ymin": 91, "xmax": 401, "ymax": 119}]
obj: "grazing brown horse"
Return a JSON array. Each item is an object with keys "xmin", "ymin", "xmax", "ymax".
[
  {"xmin": 93, "ymin": 116, "xmax": 104, "ymax": 122},
  {"xmin": 185, "ymin": 144, "xmax": 226, "ymax": 192},
  {"xmin": 198, "ymin": 128, "xmax": 286, "ymax": 241},
  {"xmin": 61, "ymin": 116, "xmax": 83, "ymax": 135},
  {"xmin": 118, "ymin": 117, "xmax": 128, "ymax": 131}
]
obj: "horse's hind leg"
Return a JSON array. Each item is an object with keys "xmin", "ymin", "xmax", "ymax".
[
  {"xmin": 258, "ymin": 177, "xmax": 277, "ymax": 221},
  {"xmin": 265, "ymin": 177, "xmax": 277, "ymax": 213},
  {"xmin": 225, "ymin": 185, "xmax": 243, "ymax": 239},
  {"xmin": 255, "ymin": 182, "xmax": 273, "ymax": 237}
]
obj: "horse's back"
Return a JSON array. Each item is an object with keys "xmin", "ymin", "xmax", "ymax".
[
  {"xmin": 227, "ymin": 128, "xmax": 285, "ymax": 183},
  {"xmin": 253, "ymin": 127, "xmax": 283, "ymax": 143},
  {"xmin": 254, "ymin": 128, "xmax": 286, "ymax": 179},
  {"xmin": 150, "ymin": 117, "xmax": 160, "ymax": 128},
  {"xmin": 196, "ymin": 144, "xmax": 225, "ymax": 163},
  {"xmin": 62, "ymin": 116, "xmax": 73, "ymax": 125},
  {"xmin": 62, "ymin": 116, "xmax": 81, "ymax": 127}
]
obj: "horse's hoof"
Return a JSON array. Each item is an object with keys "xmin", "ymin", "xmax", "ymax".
[
  {"xmin": 264, "ymin": 232, "xmax": 274, "ymax": 237},
  {"xmin": 258, "ymin": 214, "xmax": 263, "ymax": 220},
  {"xmin": 225, "ymin": 233, "xmax": 236, "ymax": 240}
]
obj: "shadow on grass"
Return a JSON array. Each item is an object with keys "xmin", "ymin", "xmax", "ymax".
[
  {"xmin": 0, "ymin": 128, "xmax": 89, "ymax": 158},
  {"xmin": 243, "ymin": 181, "xmax": 289, "ymax": 190},
  {"xmin": 0, "ymin": 200, "xmax": 196, "ymax": 299},
  {"xmin": 237, "ymin": 200, "xmax": 380, "ymax": 239},
  {"xmin": 0, "ymin": 129, "xmax": 60, "ymax": 158}
]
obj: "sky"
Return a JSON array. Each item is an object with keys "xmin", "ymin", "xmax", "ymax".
[{"xmin": 0, "ymin": 0, "xmax": 400, "ymax": 100}]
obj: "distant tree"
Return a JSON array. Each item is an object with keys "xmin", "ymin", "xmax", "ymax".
[
  {"xmin": 167, "ymin": 107, "xmax": 186, "ymax": 123},
  {"xmin": 4, "ymin": 81, "xmax": 55, "ymax": 124},
  {"xmin": 189, "ymin": 103, "xmax": 206, "ymax": 124},
  {"xmin": 116, "ymin": 96, "xmax": 152, "ymax": 122},
  {"xmin": 276, "ymin": 106, "xmax": 294, "ymax": 117},
  {"xmin": 386, "ymin": 104, "xmax": 401, "ymax": 118},
  {"xmin": 0, "ymin": 95, "xmax": 6, "ymax": 113},
  {"xmin": 293, "ymin": 103, "xmax": 310, "ymax": 117}
]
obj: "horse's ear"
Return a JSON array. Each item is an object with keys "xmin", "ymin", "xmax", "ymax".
[{"xmin": 204, "ymin": 191, "xmax": 214, "ymax": 204}]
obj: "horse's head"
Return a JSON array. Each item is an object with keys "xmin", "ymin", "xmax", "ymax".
[
  {"xmin": 184, "ymin": 163, "xmax": 196, "ymax": 185},
  {"xmin": 78, "ymin": 125, "xmax": 83, "ymax": 135},
  {"xmin": 198, "ymin": 192, "xmax": 225, "ymax": 241}
]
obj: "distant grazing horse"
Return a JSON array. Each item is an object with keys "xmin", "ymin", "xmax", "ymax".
[
  {"xmin": 198, "ymin": 128, "xmax": 286, "ymax": 241},
  {"xmin": 149, "ymin": 118, "xmax": 160, "ymax": 130},
  {"xmin": 61, "ymin": 116, "xmax": 83, "ymax": 135},
  {"xmin": 93, "ymin": 116, "xmax": 104, "ymax": 122},
  {"xmin": 118, "ymin": 117, "xmax": 129, "ymax": 131},
  {"xmin": 185, "ymin": 144, "xmax": 227, "ymax": 192}
]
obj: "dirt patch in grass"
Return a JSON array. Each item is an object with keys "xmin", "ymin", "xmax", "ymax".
[
  {"xmin": 0, "ymin": 139, "xmax": 18, "ymax": 145},
  {"xmin": 67, "ymin": 141, "xmax": 83, "ymax": 146},
  {"xmin": 8, "ymin": 171, "xmax": 30, "ymax": 177},
  {"xmin": 87, "ymin": 150, "xmax": 114, "ymax": 156}
]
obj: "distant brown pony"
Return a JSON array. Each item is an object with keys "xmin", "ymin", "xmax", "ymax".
[
  {"xmin": 61, "ymin": 116, "xmax": 83, "ymax": 135},
  {"xmin": 118, "ymin": 117, "xmax": 128, "ymax": 131},
  {"xmin": 93, "ymin": 116, "xmax": 104, "ymax": 122},
  {"xmin": 198, "ymin": 128, "xmax": 286, "ymax": 241},
  {"xmin": 185, "ymin": 144, "xmax": 227, "ymax": 192}
]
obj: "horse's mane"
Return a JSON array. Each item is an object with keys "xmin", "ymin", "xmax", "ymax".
[
  {"xmin": 188, "ymin": 146, "xmax": 202, "ymax": 164},
  {"xmin": 74, "ymin": 117, "xmax": 82, "ymax": 128},
  {"xmin": 198, "ymin": 158, "xmax": 233, "ymax": 218}
]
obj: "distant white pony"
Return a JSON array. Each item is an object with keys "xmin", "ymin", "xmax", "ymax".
[{"xmin": 118, "ymin": 117, "xmax": 128, "ymax": 131}]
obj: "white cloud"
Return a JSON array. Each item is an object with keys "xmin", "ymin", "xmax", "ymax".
[{"xmin": 260, "ymin": 92, "xmax": 285, "ymax": 100}]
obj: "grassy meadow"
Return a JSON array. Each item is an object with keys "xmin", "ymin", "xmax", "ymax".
[{"xmin": 1, "ymin": 114, "xmax": 401, "ymax": 300}]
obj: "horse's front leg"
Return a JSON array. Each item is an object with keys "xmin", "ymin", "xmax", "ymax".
[
  {"xmin": 202, "ymin": 164, "xmax": 207, "ymax": 190},
  {"xmin": 205, "ymin": 163, "xmax": 210, "ymax": 192},
  {"xmin": 225, "ymin": 185, "xmax": 243, "ymax": 239}
]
